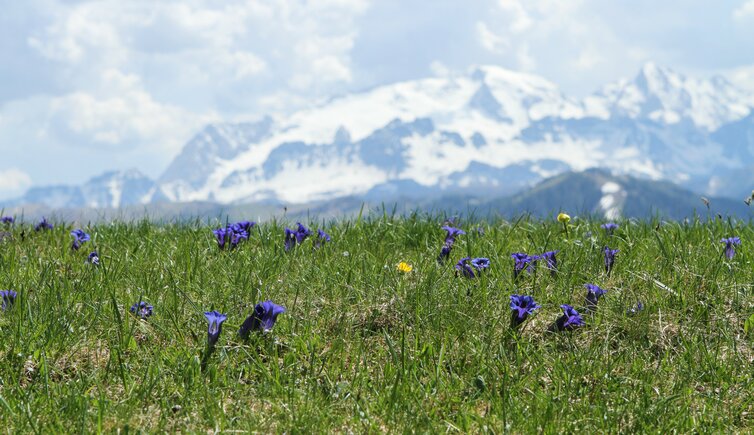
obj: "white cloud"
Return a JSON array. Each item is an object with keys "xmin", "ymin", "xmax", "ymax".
[
  {"xmin": 43, "ymin": 69, "xmax": 214, "ymax": 154},
  {"xmin": 733, "ymin": 0, "xmax": 754, "ymax": 20},
  {"xmin": 476, "ymin": 22, "xmax": 508, "ymax": 53},
  {"xmin": 0, "ymin": 168, "xmax": 32, "ymax": 199},
  {"xmin": 497, "ymin": 0, "xmax": 533, "ymax": 32}
]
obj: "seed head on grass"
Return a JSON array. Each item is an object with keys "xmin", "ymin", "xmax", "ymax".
[
  {"xmin": 721, "ymin": 237, "xmax": 741, "ymax": 260},
  {"xmin": 70, "ymin": 229, "xmax": 90, "ymax": 251},
  {"xmin": 509, "ymin": 294, "xmax": 540, "ymax": 328},
  {"xmin": 1, "ymin": 290, "xmax": 17, "ymax": 311},
  {"xmin": 239, "ymin": 301, "xmax": 286, "ymax": 339},
  {"xmin": 130, "ymin": 301, "xmax": 153, "ymax": 319},
  {"xmin": 204, "ymin": 311, "xmax": 227, "ymax": 347}
]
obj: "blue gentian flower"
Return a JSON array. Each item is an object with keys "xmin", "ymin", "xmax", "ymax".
[
  {"xmin": 284, "ymin": 223, "xmax": 312, "ymax": 250},
  {"xmin": 130, "ymin": 301, "xmax": 153, "ymax": 319},
  {"xmin": 1, "ymin": 216, "xmax": 14, "ymax": 225},
  {"xmin": 315, "ymin": 229, "xmax": 331, "ymax": 248},
  {"xmin": 551, "ymin": 304, "xmax": 584, "ymax": 332},
  {"xmin": 604, "ymin": 246, "xmax": 619, "ymax": 274},
  {"xmin": 511, "ymin": 253, "xmax": 536, "ymax": 278},
  {"xmin": 70, "ymin": 229, "xmax": 91, "ymax": 250},
  {"xmin": 455, "ymin": 257, "xmax": 476, "ymax": 278},
  {"xmin": 239, "ymin": 300, "xmax": 287, "ymax": 338},
  {"xmin": 1, "ymin": 290, "xmax": 17, "ymax": 311},
  {"xmin": 284, "ymin": 227, "xmax": 296, "ymax": 251},
  {"xmin": 584, "ymin": 283, "xmax": 607, "ymax": 310},
  {"xmin": 540, "ymin": 250, "xmax": 559, "ymax": 275},
  {"xmin": 204, "ymin": 310, "xmax": 227, "ymax": 347},
  {"xmin": 213, "ymin": 227, "xmax": 229, "ymax": 249},
  {"xmin": 601, "ymin": 223, "xmax": 619, "ymax": 235},
  {"xmin": 295, "ymin": 223, "xmax": 311, "ymax": 243},
  {"xmin": 441, "ymin": 226, "xmax": 466, "ymax": 245},
  {"xmin": 437, "ymin": 242, "xmax": 453, "ymax": 263},
  {"xmin": 35, "ymin": 217, "xmax": 53, "ymax": 231},
  {"xmin": 470, "ymin": 257, "xmax": 490, "ymax": 270},
  {"xmin": 627, "ymin": 301, "xmax": 644, "ymax": 316},
  {"xmin": 229, "ymin": 228, "xmax": 249, "ymax": 248},
  {"xmin": 88, "ymin": 251, "xmax": 100, "ymax": 265},
  {"xmin": 231, "ymin": 221, "xmax": 255, "ymax": 233},
  {"xmin": 509, "ymin": 294, "xmax": 539, "ymax": 327},
  {"xmin": 721, "ymin": 237, "xmax": 741, "ymax": 260}
]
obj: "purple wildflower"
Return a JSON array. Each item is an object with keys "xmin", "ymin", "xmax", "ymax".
[
  {"xmin": 437, "ymin": 242, "xmax": 453, "ymax": 263},
  {"xmin": 470, "ymin": 257, "xmax": 491, "ymax": 271},
  {"xmin": 509, "ymin": 294, "xmax": 539, "ymax": 327},
  {"xmin": 204, "ymin": 310, "xmax": 227, "ymax": 347},
  {"xmin": 455, "ymin": 257, "xmax": 476, "ymax": 278},
  {"xmin": 540, "ymin": 250, "xmax": 559, "ymax": 275},
  {"xmin": 1, "ymin": 290, "xmax": 17, "ymax": 311},
  {"xmin": 130, "ymin": 301, "xmax": 153, "ymax": 319},
  {"xmin": 315, "ymin": 229, "xmax": 331, "ymax": 248},
  {"xmin": 284, "ymin": 223, "xmax": 312, "ymax": 250},
  {"xmin": 511, "ymin": 253, "xmax": 536, "ymax": 278},
  {"xmin": 550, "ymin": 304, "xmax": 584, "ymax": 332},
  {"xmin": 627, "ymin": 301, "xmax": 644, "ymax": 316},
  {"xmin": 1, "ymin": 216, "xmax": 14, "ymax": 225},
  {"xmin": 584, "ymin": 283, "xmax": 607, "ymax": 310},
  {"xmin": 213, "ymin": 227, "xmax": 229, "ymax": 249},
  {"xmin": 601, "ymin": 223, "xmax": 619, "ymax": 235},
  {"xmin": 441, "ymin": 226, "xmax": 466, "ymax": 245},
  {"xmin": 239, "ymin": 300, "xmax": 287, "ymax": 338},
  {"xmin": 70, "ymin": 229, "xmax": 90, "ymax": 251},
  {"xmin": 35, "ymin": 217, "xmax": 53, "ymax": 231},
  {"xmin": 604, "ymin": 246, "xmax": 619, "ymax": 274},
  {"xmin": 231, "ymin": 221, "xmax": 255, "ymax": 233},
  {"xmin": 229, "ymin": 228, "xmax": 249, "ymax": 248},
  {"xmin": 88, "ymin": 251, "xmax": 100, "ymax": 266},
  {"xmin": 284, "ymin": 227, "xmax": 296, "ymax": 251},
  {"xmin": 721, "ymin": 237, "xmax": 741, "ymax": 260},
  {"xmin": 295, "ymin": 223, "xmax": 311, "ymax": 243}
]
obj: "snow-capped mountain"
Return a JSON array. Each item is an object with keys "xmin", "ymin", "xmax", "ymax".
[
  {"xmin": 6, "ymin": 169, "xmax": 154, "ymax": 209},
  {"xmin": 7, "ymin": 62, "xmax": 754, "ymax": 211}
]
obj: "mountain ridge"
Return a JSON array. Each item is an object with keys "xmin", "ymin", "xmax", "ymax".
[{"xmin": 6, "ymin": 62, "xmax": 754, "ymax": 210}]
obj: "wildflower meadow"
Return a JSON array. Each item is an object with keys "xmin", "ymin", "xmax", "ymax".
[{"xmin": 0, "ymin": 212, "xmax": 753, "ymax": 432}]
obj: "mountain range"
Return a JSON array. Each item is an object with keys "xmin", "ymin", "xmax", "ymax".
[{"xmin": 5, "ymin": 62, "xmax": 754, "ymax": 219}]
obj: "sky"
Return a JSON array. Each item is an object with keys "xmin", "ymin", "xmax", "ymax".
[{"xmin": 1, "ymin": 0, "xmax": 754, "ymax": 200}]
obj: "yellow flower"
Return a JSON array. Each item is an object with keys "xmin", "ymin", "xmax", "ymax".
[
  {"xmin": 557, "ymin": 212, "xmax": 571, "ymax": 224},
  {"xmin": 397, "ymin": 262, "xmax": 413, "ymax": 273}
]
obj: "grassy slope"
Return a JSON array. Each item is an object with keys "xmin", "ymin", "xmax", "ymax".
[{"xmin": 0, "ymin": 214, "xmax": 753, "ymax": 432}]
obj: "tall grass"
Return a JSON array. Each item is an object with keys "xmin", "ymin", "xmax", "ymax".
[{"xmin": 0, "ymin": 213, "xmax": 752, "ymax": 432}]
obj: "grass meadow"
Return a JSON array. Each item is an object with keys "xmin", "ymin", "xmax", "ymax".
[{"xmin": 1, "ymin": 212, "xmax": 753, "ymax": 432}]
